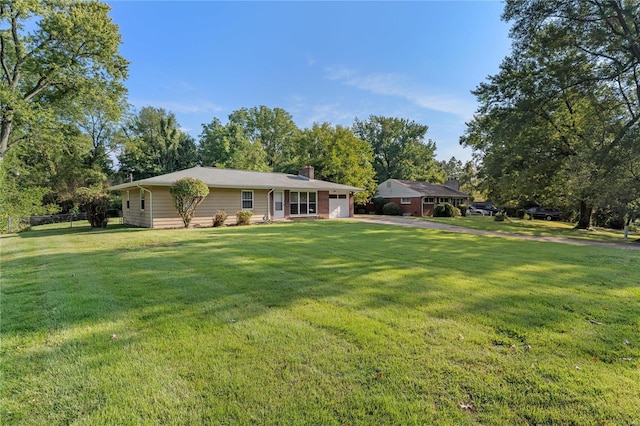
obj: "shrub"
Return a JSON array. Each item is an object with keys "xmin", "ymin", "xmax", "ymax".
[
  {"xmin": 170, "ymin": 178, "xmax": 210, "ymax": 228},
  {"xmin": 382, "ymin": 202, "xmax": 401, "ymax": 216},
  {"xmin": 433, "ymin": 203, "xmax": 460, "ymax": 218},
  {"xmin": 372, "ymin": 197, "xmax": 387, "ymax": 215},
  {"xmin": 494, "ymin": 212, "xmax": 507, "ymax": 222},
  {"xmin": 236, "ymin": 210, "xmax": 253, "ymax": 225},
  {"xmin": 213, "ymin": 210, "xmax": 228, "ymax": 227},
  {"xmin": 459, "ymin": 204, "xmax": 468, "ymax": 216},
  {"xmin": 75, "ymin": 186, "xmax": 110, "ymax": 228}
]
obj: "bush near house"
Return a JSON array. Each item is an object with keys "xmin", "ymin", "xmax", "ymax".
[
  {"xmin": 382, "ymin": 202, "xmax": 401, "ymax": 216},
  {"xmin": 213, "ymin": 211, "xmax": 228, "ymax": 227},
  {"xmin": 75, "ymin": 186, "xmax": 110, "ymax": 228},
  {"xmin": 434, "ymin": 202, "xmax": 460, "ymax": 218},
  {"xmin": 236, "ymin": 210, "xmax": 253, "ymax": 225},
  {"xmin": 372, "ymin": 197, "xmax": 387, "ymax": 215}
]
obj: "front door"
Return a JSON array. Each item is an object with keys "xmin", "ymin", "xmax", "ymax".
[{"xmin": 274, "ymin": 191, "xmax": 284, "ymax": 219}]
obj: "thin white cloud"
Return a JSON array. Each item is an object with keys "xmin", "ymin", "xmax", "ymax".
[
  {"xmin": 325, "ymin": 65, "xmax": 476, "ymax": 118},
  {"xmin": 306, "ymin": 54, "xmax": 316, "ymax": 66},
  {"xmin": 286, "ymin": 94, "xmax": 356, "ymax": 128}
]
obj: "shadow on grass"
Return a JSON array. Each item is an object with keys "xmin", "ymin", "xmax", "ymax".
[
  {"xmin": 3, "ymin": 220, "xmax": 640, "ymax": 424},
  {"xmin": 3, "ymin": 221, "xmax": 638, "ymax": 365},
  {"xmin": 15, "ymin": 223, "xmax": 147, "ymax": 239}
]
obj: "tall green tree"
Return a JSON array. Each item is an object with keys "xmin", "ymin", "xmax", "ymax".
[
  {"xmin": 0, "ymin": 0, "xmax": 128, "ymax": 159},
  {"xmin": 118, "ymin": 107, "xmax": 198, "ymax": 179},
  {"xmin": 73, "ymin": 83, "xmax": 128, "ymax": 174},
  {"xmin": 463, "ymin": 0, "xmax": 640, "ymax": 228},
  {"xmin": 228, "ymin": 106, "xmax": 300, "ymax": 171},
  {"xmin": 438, "ymin": 157, "xmax": 481, "ymax": 198},
  {"xmin": 353, "ymin": 115, "xmax": 442, "ymax": 183},
  {"xmin": 294, "ymin": 123, "xmax": 377, "ymax": 204},
  {"xmin": 198, "ymin": 117, "xmax": 269, "ymax": 171}
]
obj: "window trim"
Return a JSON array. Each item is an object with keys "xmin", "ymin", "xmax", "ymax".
[
  {"xmin": 140, "ymin": 190, "xmax": 145, "ymax": 211},
  {"xmin": 126, "ymin": 190, "xmax": 130, "ymax": 210},
  {"xmin": 423, "ymin": 197, "xmax": 435, "ymax": 203},
  {"xmin": 400, "ymin": 197, "xmax": 412, "ymax": 205},
  {"xmin": 289, "ymin": 191, "xmax": 317, "ymax": 216},
  {"xmin": 241, "ymin": 190, "xmax": 254, "ymax": 210}
]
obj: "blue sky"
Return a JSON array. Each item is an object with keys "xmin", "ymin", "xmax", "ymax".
[{"xmin": 106, "ymin": 1, "xmax": 511, "ymax": 162}]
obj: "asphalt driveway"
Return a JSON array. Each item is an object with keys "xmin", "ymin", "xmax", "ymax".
[{"xmin": 348, "ymin": 215, "xmax": 640, "ymax": 251}]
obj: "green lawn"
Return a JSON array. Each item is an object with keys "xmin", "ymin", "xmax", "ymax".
[
  {"xmin": 1, "ymin": 221, "xmax": 639, "ymax": 424},
  {"xmin": 423, "ymin": 215, "xmax": 640, "ymax": 244}
]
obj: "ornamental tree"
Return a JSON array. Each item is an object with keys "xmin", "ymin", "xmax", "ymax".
[
  {"xmin": 169, "ymin": 178, "xmax": 209, "ymax": 228},
  {"xmin": 75, "ymin": 186, "xmax": 110, "ymax": 228}
]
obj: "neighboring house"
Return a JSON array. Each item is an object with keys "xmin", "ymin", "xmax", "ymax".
[
  {"xmin": 109, "ymin": 166, "xmax": 362, "ymax": 228},
  {"xmin": 374, "ymin": 178, "xmax": 472, "ymax": 217}
]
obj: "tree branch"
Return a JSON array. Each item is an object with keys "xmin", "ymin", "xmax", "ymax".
[{"xmin": 0, "ymin": 33, "xmax": 12, "ymax": 85}]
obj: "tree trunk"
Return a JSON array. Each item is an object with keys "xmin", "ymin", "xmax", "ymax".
[
  {"xmin": 0, "ymin": 113, "xmax": 13, "ymax": 159},
  {"xmin": 575, "ymin": 199, "xmax": 592, "ymax": 229}
]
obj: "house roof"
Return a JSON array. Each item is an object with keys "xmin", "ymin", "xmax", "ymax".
[
  {"xmin": 379, "ymin": 179, "xmax": 471, "ymax": 198},
  {"xmin": 109, "ymin": 166, "xmax": 363, "ymax": 192}
]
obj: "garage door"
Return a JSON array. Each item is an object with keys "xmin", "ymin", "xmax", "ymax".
[{"xmin": 329, "ymin": 194, "xmax": 349, "ymax": 218}]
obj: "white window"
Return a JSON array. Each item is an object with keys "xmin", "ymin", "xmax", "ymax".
[
  {"xmin": 140, "ymin": 190, "xmax": 145, "ymax": 210},
  {"xmin": 241, "ymin": 191, "xmax": 254, "ymax": 210},
  {"xmin": 423, "ymin": 197, "xmax": 435, "ymax": 203},
  {"xmin": 126, "ymin": 190, "xmax": 130, "ymax": 210},
  {"xmin": 440, "ymin": 197, "xmax": 451, "ymax": 203},
  {"xmin": 401, "ymin": 197, "xmax": 412, "ymax": 205},
  {"xmin": 290, "ymin": 191, "xmax": 317, "ymax": 215}
]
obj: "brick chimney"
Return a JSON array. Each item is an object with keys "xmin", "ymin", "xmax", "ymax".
[
  {"xmin": 444, "ymin": 177, "xmax": 459, "ymax": 191},
  {"xmin": 299, "ymin": 165, "xmax": 314, "ymax": 180}
]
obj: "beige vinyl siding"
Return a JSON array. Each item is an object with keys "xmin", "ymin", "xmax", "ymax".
[
  {"xmin": 122, "ymin": 188, "xmax": 151, "ymax": 228},
  {"xmin": 127, "ymin": 187, "xmax": 270, "ymax": 229},
  {"xmin": 150, "ymin": 188, "xmax": 183, "ymax": 228},
  {"xmin": 198, "ymin": 188, "xmax": 269, "ymax": 226}
]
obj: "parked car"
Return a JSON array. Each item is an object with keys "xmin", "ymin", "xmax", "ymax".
[
  {"xmin": 527, "ymin": 207, "xmax": 561, "ymax": 221},
  {"xmin": 467, "ymin": 205, "xmax": 488, "ymax": 216},
  {"xmin": 469, "ymin": 202, "xmax": 500, "ymax": 216}
]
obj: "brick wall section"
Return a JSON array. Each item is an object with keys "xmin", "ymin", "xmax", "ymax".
[
  {"xmin": 317, "ymin": 191, "xmax": 329, "ymax": 218},
  {"xmin": 350, "ymin": 193, "xmax": 355, "ymax": 217},
  {"xmin": 386, "ymin": 197, "xmax": 422, "ymax": 216}
]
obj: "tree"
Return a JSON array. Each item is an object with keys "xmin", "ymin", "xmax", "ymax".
[
  {"xmin": 463, "ymin": 0, "xmax": 640, "ymax": 229},
  {"xmin": 0, "ymin": 158, "xmax": 58, "ymax": 233},
  {"xmin": 0, "ymin": 0, "xmax": 128, "ymax": 159},
  {"xmin": 169, "ymin": 177, "xmax": 209, "ymax": 228},
  {"xmin": 118, "ymin": 107, "xmax": 198, "ymax": 179},
  {"xmin": 73, "ymin": 83, "xmax": 128, "ymax": 174},
  {"xmin": 294, "ymin": 123, "xmax": 377, "ymax": 204},
  {"xmin": 75, "ymin": 185, "xmax": 110, "ymax": 228},
  {"xmin": 228, "ymin": 106, "xmax": 300, "ymax": 170},
  {"xmin": 438, "ymin": 157, "xmax": 483, "ymax": 199},
  {"xmin": 198, "ymin": 117, "xmax": 269, "ymax": 171},
  {"xmin": 352, "ymin": 116, "xmax": 443, "ymax": 183}
]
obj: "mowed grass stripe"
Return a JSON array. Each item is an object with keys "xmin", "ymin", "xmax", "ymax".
[{"xmin": 1, "ymin": 221, "xmax": 638, "ymax": 425}]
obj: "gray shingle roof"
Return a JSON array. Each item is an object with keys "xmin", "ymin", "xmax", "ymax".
[
  {"xmin": 109, "ymin": 166, "xmax": 363, "ymax": 192},
  {"xmin": 395, "ymin": 179, "xmax": 470, "ymax": 197}
]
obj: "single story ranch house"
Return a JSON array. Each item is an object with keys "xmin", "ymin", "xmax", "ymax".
[
  {"xmin": 109, "ymin": 166, "xmax": 362, "ymax": 228},
  {"xmin": 375, "ymin": 178, "xmax": 472, "ymax": 217}
]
